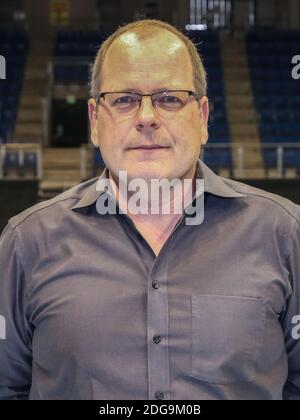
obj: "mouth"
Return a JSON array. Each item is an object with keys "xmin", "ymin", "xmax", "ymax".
[{"xmin": 128, "ymin": 144, "xmax": 170, "ymax": 150}]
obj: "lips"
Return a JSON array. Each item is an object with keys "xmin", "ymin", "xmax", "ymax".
[{"xmin": 129, "ymin": 144, "xmax": 168, "ymax": 150}]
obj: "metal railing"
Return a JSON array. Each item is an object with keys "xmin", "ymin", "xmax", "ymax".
[
  {"xmin": 1, "ymin": 142, "xmax": 300, "ymax": 182},
  {"xmin": 201, "ymin": 143, "xmax": 300, "ymax": 178}
]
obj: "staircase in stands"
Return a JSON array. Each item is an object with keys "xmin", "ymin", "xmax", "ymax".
[
  {"xmin": 13, "ymin": 41, "xmax": 51, "ymax": 143},
  {"xmin": 220, "ymin": 33, "xmax": 265, "ymax": 179}
]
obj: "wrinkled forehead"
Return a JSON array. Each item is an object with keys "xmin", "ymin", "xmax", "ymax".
[{"xmin": 101, "ymin": 30, "xmax": 194, "ymax": 91}]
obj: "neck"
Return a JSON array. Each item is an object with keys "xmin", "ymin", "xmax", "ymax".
[
  {"xmin": 108, "ymin": 166, "xmax": 197, "ymax": 224},
  {"xmin": 107, "ymin": 166, "xmax": 199, "ymax": 256}
]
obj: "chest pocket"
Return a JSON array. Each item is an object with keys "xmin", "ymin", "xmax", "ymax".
[{"xmin": 191, "ymin": 294, "xmax": 266, "ymax": 384}]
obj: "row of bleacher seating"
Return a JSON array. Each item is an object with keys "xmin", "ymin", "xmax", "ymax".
[
  {"xmin": 261, "ymin": 136, "xmax": 300, "ymax": 143},
  {"xmin": 54, "ymin": 64, "xmax": 89, "ymax": 85},
  {"xmin": 258, "ymin": 110, "xmax": 300, "ymax": 122},
  {"xmin": 248, "ymin": 42, "xmax": 300, "ymax": 52},
  {"xmin": 255, "ymin": 96, "xmax": 300, "ymax": 107},
  {"xmin": 247, "ymin": 29, "xmax": 300, "ymax": 41},
  {"xmin": 251, "ymin": 68, "xmax": 296, "ymax": 80},
  {"xmin": 0, "ymin": 30, "xmax": 28, "ymax": 143},
  {"xmin": 261, "ymin": 123, "xmax": 300, "ymax": 132},
  {"xmin": 252, "ymin": 81, "xmax": 297, "ymax": 88}
]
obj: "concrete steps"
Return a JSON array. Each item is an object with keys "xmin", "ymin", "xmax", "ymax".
[
  {"xmin": 220, "ymin": 34, "xmax": 265, "ymax": 178},
  {"xmin": 228, "ymin": 109, "xmax": 257, "ymax": 122},
  {"xmin": 13, "ymin": 42, "xmax": 51, "ymax": 143},
  {"xmin": 230, "ymin": 124, "xmax": 259, "ymax": 136},
  {"xmin": 39, "ymin": 148, "xmax": 82, "ymax": 197},
  {"xmin": 226, "ymin": 95, "xmax": 254, "ymax": 109},
  {"xmin": 15, "ymin": 122, "xmax": 42, "ymax": 136},
  {"xmin": 17, "ymin": 109, "xmax": 42, "ymax": 123},
  {"xmin": 19, "ymin": 96, "xmax": 42, "ymax": 108}
]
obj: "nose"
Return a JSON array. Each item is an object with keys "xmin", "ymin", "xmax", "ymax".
[{"xmin": 135, "ymin": 95, "xmax": 161, "ymax": 132}]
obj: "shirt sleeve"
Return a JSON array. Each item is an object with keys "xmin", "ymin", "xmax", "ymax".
[
  {"xmin": 282, "ymin": 215, "xmax": 300, "ymax": 400},
  {"xmin": 0, "ymin": 222, "xmax": 32, "ymax": 400}
]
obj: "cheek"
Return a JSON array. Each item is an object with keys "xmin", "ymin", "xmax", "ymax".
[
  {"xmin": 166, "ymin": 114, "xmax": 202, "ymax": 148},
  {"xmin": 187, "ymin": 109, "xmax": 204, "ymax": 131},
  {"xmin": 96, "ymin": 116, "xmax": 135, "ymax": 158}
]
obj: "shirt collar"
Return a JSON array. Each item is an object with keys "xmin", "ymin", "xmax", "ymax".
[
  {"xmin": 199, "ymin": 160, "xmax": 245, "ymax": 198},
  {"xmin": 71, "ymin": 159, "xmax": 245, "ymax": 211}
]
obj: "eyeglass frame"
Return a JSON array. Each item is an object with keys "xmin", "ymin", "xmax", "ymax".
[{"xmin": 94, "ymin": 90, "xmax": 202, "ymax": 112}]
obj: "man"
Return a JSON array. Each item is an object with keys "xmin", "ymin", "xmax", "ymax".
[{"xmin": 0, "ymin": 19, "xmax": 299, "ymax": 400}]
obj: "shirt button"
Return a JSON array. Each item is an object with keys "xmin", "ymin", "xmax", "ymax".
[
  {"xmin": 152, "ymin": 281, "xmax": 160, "ymax": 289},
  {"xmin": 153, "ymin": 335, "xmax": 161, "ymax": 344},
  {"xmin": 155, "ymin": 391, "xmax": 165, "ymax": 400}
]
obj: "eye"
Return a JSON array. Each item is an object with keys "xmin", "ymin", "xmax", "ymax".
[
  {"xmin": 113, "ymin": 95, "xmax": 139, "ymax": 106},
  {"xmin": 159, "ymin": 95, "xmax": 181, "ymax": 103},
  {"xmin": 155, "ymin": 93, "xmax": 184, "ymax": 109}
]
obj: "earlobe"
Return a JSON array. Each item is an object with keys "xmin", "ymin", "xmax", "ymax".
[
  {"xmin": 200, "ymin": 126, "xmax": 209, "ymax": 146},
  {"xmin": 90, "ymin": 125, "xmax": 98, "ymax": 147},
  {"xmin": 199, "ymin": 97, "xmax": 209, "ymax": 146},
  {"xmin": 199, "ymin": 96, "xmax": 209, "ymax": 124}
]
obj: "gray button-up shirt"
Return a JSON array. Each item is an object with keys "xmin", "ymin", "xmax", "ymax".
[{"xmin": 0, "ymin": 160, "xmax": 300, "ymax": 400}]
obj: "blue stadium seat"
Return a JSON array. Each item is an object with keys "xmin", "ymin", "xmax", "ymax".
[
  {"xmin": 3, "ymin": 150, "xmax": 20, "ymax": 176},
  {"xmin": 24, "ymin": 152, "xmax": 38, "ymax": 176}
]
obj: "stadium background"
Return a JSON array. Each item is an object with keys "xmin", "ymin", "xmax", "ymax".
[{"xmin": 0, "ymin": 0, "xmax": 300, "ymax": 232}]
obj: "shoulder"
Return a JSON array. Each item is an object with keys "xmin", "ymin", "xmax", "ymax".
[
  {"xmin": 8, "ymin": 177, "xmax": 98, "ymax": 229},
  {"xmin": 221, "ymin": 177, "xmax": 300, "ymax": 227}
]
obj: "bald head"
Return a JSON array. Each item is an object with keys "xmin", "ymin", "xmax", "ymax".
[
  {"xmin": 101, "ymin": 29, "xmax": 194, "ymax": 93},
  {"xmin": 90, "ymin": 19, "xmax": 207, "ymax": 98}
]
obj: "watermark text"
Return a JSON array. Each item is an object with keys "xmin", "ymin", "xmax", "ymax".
[
  {"xmin": 291, "ymin": 315, "xmax": 300, "ymax": 340},
  {"xmin": 0, "ymin": 315, "xmax": 6, "ymax": 340},
  {"xmin": 292, "ymin": 55, "xmax": 300, "ymax": 80},
  {"xmin": 0, "ymin": 55, "xmax": 6, "ymax": 80},
  {"xmin": 95, "ymin": 171, "xmax": 205, "ymax": 226}
]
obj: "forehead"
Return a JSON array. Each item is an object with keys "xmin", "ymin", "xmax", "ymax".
[{"xmin": 101, "ymin": 30, "xmax": 194, "ymax": 91}]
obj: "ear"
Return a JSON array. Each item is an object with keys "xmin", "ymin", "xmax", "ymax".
[
  {"xmin": 199, "ymin": 96, "xmax": 209, "ymax": 146},
  {"xmin": 88, "ymin": 98, "xmax": 99, "ymax": 147}
]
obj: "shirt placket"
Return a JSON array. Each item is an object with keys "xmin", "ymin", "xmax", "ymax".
[
  {"xmin": 147, "ymin": 253, "xmax": 171, "ymax": 400},
  {"xmin": 119, "ymin": 212, "xmax": 184, "ymax": 401}
]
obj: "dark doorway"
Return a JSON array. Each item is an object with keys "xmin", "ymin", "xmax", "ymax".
[{"xmin": 52, "ymin": 98, "xmax": 88, "ymax": 147}]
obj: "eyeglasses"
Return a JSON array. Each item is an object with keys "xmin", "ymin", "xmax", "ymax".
[{"xmin": 95, "ymin": 90, "xmax": 201, "ymax": 118}]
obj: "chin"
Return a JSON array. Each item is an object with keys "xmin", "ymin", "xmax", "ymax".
[
  {"xmin": 128, "ymin": 170, "xmax": 165, "ymax": 182},
  {"xmin": 124, "ymin": 160, "xmax": 192, "ymax": 182}
]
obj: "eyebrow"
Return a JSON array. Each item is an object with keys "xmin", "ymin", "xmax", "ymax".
[{"xmin": 109, "ymin": 87, "xmax": 174, "ymax": 94}]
